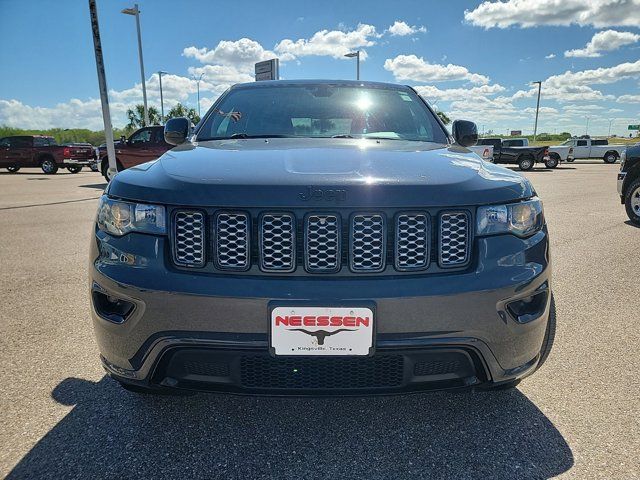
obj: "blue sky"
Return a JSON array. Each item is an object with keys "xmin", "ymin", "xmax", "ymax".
[{"xmin": 0, "ymin": 0, "xmax": 639, "ymax": 136}]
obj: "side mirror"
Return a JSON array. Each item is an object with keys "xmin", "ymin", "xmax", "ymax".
[
  {"xmin": 452, "ymin": 120, "xmax": 478, "ymax": 147},
  {"xmin": 164, "ymin": 117, "xmax": 191, "ymax": 145}
]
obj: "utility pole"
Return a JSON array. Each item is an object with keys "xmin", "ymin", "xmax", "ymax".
[
  {"xmin": 88, "ymin": 0, "xmax": 117, "ymax": 179},
  {"xmin": 122, "ymin": 4, "xmax": 149, "ymax": 126},
  {"xmin": 608, "ymin": 119, "xmax": 613, "ymax": 137},
  {"xmin": 532, "ymin": 81, "xmax": 542, "ymax": 142},
  {"xmin": 193, "ymin": 73, "xmax": 205, "ymax": 117},
  {"xmin": 158, "ymin": 70, "xmax": 167, "ymax": 124},
  {"xmin": 585, "ymin": 116, "xmax": 590, "ymax": 135}
]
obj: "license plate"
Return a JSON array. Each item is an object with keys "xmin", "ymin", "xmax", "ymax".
[{"xmin": 270, "ymin": 306, "xmax": 374, "ymax": 356}]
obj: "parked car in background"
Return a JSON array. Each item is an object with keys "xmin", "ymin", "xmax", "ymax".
[
  {"xmin": 561, "ymin": 137, "xmax": 626, "ymax": 163},
  {"xmin": 477, "ymin": 138, "xmax": 552, "ymax": 170},
  {"xmin": 98, "ymin": 126, "xmax": 172, "ymax": 181},
  {"xmin": 468, "ymin": 144, "xmax": 494, "ymax": 162},
  {"xmin": 502, "ymin": 138, "xmax": 573, "ymax": 165},
  {"xmin": 0, "ymin": 135, "xmax": 95, "ymax": 173},
  {"xmin": 618, "ymin": 143, "xmax": 640, "ymax": 225}
]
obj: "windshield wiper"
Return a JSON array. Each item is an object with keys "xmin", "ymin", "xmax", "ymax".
[
  {"xmin": 198, "ymin": 133, "xmax": 293, "ymax": 140},
  {"xmin": 331, "ymin": 134, "xmax": 355, "ymax": 138}
]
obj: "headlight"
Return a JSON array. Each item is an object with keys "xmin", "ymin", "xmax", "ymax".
[
  {"xmin": 96, "ymin": 196, "xmax": 166, "ymax": 236},
  {"xmin": 476, "ymin": 198, "xmax": 543, "ymax": 238}
]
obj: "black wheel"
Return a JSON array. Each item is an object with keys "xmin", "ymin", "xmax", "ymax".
[
  {"xmin": 624, "ymin": 178, "xmax": 640, "ymax": 226},
  {"xmin": 545, "ymin": 154, "xmax": 559, "ymax": 169},
  {"xmin": 6, "ymin": 166, "xmax": 20, "ymax": 173},
  {"xmin": 101, "ymin": 158, "xmax": 121, "ymax": 182},
  {"xmin": 40, "ymin": 157, "xmax": 58, "ymax": 174},
  {"xmin": 603, "ymin": 152, "xmax": 619, "ymax": 164},
  {"xmin": 518, "ymin": 156, "xmax": 534, "ymax": 171},
  {"xmin": 67, "ymin": 166, "xmax": 82, "ymax": 174},
  {"xmin": 566, "ymin": 157, "xmax": 575, "ymax": 163}
]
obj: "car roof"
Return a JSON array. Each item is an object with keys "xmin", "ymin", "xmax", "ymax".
[{"xmin": 230, "ymin": 79, "xmax": 413, "ymax": 91}]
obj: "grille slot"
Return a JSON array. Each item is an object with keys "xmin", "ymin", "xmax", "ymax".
[
  {"xmin": 350, "ymin": 214, "xmax": 385, "ymax": 272},
  {"xmin": 260, "ymin": 213, "xmax": 295, "ymax": 272},
  {"xmin": 305, "ymin": 214, "xmax": 341, "ymax": 273},
  {"xmin": 173, "ymin": 211, "xmax": 205, "ymax": 267},
  {"xmin": 214, "ymin": 212, "xmax": 250, "ymax": 270},
  {"xmin": 439, "ymin": 212, "xmax": 470, "ymax": 267},
  {"xmin": 395, "ymin": 213, "xmax": 429, "ymax": 271},
  {"xmin": 240, "ymin": 355, "xmax": 404, "ymax": 390}
]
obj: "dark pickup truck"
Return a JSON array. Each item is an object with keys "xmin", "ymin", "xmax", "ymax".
[
  {"xmin": 98, "ymin": 126, "xmax": 172, "ymax": 181},
  {"xmin": 0, "ymin": 135, "xmax": 95, "ymax": 174},
  {"xmin": 618, "ymin": 144, "xmax": 640, "ymax": 225},
  {"xmin": 477, "ymin": 138, "xmax": 552, "ymax": 171}
]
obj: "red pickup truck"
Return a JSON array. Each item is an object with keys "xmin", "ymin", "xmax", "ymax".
[
  {"xmin": 0, "ymin": 135, "xmax": 96, "ymax": 174},
  {"xmin": 98, "ymin": 126, "xmax": 172, "ymax": 181}
]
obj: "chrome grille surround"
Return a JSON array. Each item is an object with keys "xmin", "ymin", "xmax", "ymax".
[
  {"xmin": 395, "ymin": 213, "xmax": 430, "ymax": 271},
  {"xmin": 259, "ymin": 213, "xmax": 296, "ymax": 272},
  {"xmin": 172, "ymin": 210, "xmax": 206, "ymax": 267},
  {"xmin": 439, "ymin": 211, "xmax": 471, "ymax": 267},
  {"xmin": 304, "ymin": 214, "xmax": 341, "ymax": 273},
  {"xmin": 214, "ymin": 212, "xmax": 250, "ymax": 271},
  {"xmin": 350, "ymin": 214, "xmax": 385, "ymax": 272}
]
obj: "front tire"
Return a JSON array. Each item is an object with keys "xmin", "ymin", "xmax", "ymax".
[
  {"xmin": 40, "ymin": 158, "xmax": 58, "ymax": 174},
  {"xmin": 604, "ymin": 152, "xmax": 619, "ymax": 164},
  {"xmin": 101, "ymin": 158, "xmax": 121, "ymax": 182},
  {"xmin": 518, "ymin": 156, "xmax": 534, "ymax": 171},
  {"xmin": 624, "ymin": 178, "xmax": 640, "ymax": 226},
  {"xmin": 6, "ymin": 166, "xmax": 20, "ymax": 173},
  {"xmin": 545, "ymin": 154, "xmax": 559, "ymax": 169},
  {"xmin": 67, "ymin": 166, "xmax": 82, "ymax": 174}
]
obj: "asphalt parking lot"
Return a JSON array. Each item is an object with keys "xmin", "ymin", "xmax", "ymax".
[{"xmin": 0, "ymin": 163, "xmax": 638, "ymax": 479}]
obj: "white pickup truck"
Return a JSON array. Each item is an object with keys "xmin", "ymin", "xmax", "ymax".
[
  {"xmin": 502, "ymin": 138, "xmax": 573, "ymax": 165},
  {"xmin": 558, "ymin": 138, "xmax": 626, "ymax": 163},
  {"xmin": 468, "ymin": 144, "xmax": 494, "ymax": 162}
]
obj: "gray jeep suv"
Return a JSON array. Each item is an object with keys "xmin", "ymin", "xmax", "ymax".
[{"xmin": 90, "ymin": 80, "xmax": 554, "ymax": 395}]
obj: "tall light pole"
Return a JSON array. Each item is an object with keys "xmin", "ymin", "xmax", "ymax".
[
  {"xmin": 585, "ymin": 116, "xmax": 590, "ymax": 136},
  {"xmin": 158, "ymin": 70, "xmax": 167, "ymax": 124},
  {"xmin": 344, "ymin": 51, "xmax": 360, "ymax": 80},
  {"xmin": 192, "ymin": 73, "xmax": 205, "ymax": 117},
  {"xmin": 608, "ymin": 119, "xmax": 613, "ymax": 137},
  {"xmin": 122, "ymin": 4, "xmax": 149, "ymax": 126},
  {"xmin": 532, "ymin": 81, "xmax": 542, "ymax": 142}
]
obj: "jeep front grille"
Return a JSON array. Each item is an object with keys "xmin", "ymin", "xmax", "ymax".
[
  {"xmin": 214, "ymin": 212, "xmax": 250, "ymax": 270},
  {"xmin": 305, "ymin": 214, "xmax": 341, "ymax": 273},
  {"xmin": 260, "ymin": 213, "xmax": 295, "ymax": 272},
  {"xmin": 439, "ymin": 212, "xmax": 470, "ymax": 267},
  {"xmin": 173, "ymin": 211, "xmax": 205, "ymax": 267},
  {"xmin": 395, "ymin": 213, "xmax": 430, "ymax": 270},
  {"xmin": 350, "ymin": 214, "xmax": 385, "ymax": 272},
  {"xmin": 171, "ymin": 209, "xmax": 472, "ymax": 273}
]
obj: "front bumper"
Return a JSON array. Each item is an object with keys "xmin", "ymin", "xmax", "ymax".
[{"xmin": 90, "ymin": 227, "xmax": 551, "ymax": 394}]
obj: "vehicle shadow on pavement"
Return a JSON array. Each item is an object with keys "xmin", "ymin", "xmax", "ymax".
[
  {"xmin": 79, "ymin": 183, "xmax": 108, "ymax": 190},
  {"xmin": 7, "ymin": 376, "xmax": 573, "ymax": 479}
]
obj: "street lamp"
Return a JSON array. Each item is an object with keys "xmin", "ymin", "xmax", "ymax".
[
  {"xmin": 585, "ymin": 116, "xmax": 590, "ymax": 136},
  {"xmin": 122, "ymin": 4, "xmax": 149, "ymax": 126},
  {"xmin": 158, "ymin": 70, "xmax": 167, "ymax": 124},
  {"xmin": 192, "ymin": 73, "xmax": 205, "ymax": 117},
  {"xmin": 608, "ymin": 119, "xmax": 614, "ymax": 137},
  {"xmin": 344, "ymin": 51, "xmax": 360, "ymax": 81},
  {"xmin": 531, "ymin": 81, "xmax": 542, "ymax": 142}
]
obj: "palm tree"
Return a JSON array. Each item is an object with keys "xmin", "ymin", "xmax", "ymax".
[
  {"xmin": 166, "ymin": 103, "xmax": 200, "ymax": 125},
  {"xmin": 436, "ymin": 111, "xmax": 451, "ymax": 125},
  {"xmin": 126, "ymin": 104, "xmax": 161, "ymax": 129}
]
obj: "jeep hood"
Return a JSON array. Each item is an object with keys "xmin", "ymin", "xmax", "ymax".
[{"xmin": 108, "ymin": 138, "xmax": 534, "ymax": 207}]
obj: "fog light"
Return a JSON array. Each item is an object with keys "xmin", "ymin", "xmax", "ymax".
[
  {"xmin": 507, "ymin": 290, "xmax": 548, "ymax": 323},
  {"xmin": 92, "ymin": 286, "xmax": 135, "ymax": 324}
]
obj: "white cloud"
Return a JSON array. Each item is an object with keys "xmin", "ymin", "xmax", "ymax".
[
  {"xmin": 545, "ymin": 53, "xmax": 556, "ymax": 59},
  {"xmin": 464, "ymin": 0, "xmax": 640, "ymax": 29},
  {"xmin": 274, "ymin": 24, "xmax": 380, "ymax": 60},
  {"xmin": 183, "ymin": 38, "xmax": 282, "ymax": 69},
  {"xmin": 387, "ymin": 20, "xmax": 426, "ymax": 36},
  {"xmin": 384, "ymin": 54, "xmax": 490, "ymax": 84},
  {"xmin": 565, "ymin": 29, "xmax": 640, "ymax": 57},
  {"xmin": 607, "ymin": 108, "xmax": 625, "ymax": 113},
  {"xmin": 414, "ymin": 84, "xmax": 505, "ymax": 102},
  {"xmin": 545, "ymin": 60, "xmax": 640, "ymax": 87},
  {"xmin": 617, "ymin": 94, "xmax": 640, "ymax": 103}
]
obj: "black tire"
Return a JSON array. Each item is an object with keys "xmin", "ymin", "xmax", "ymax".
[
  {"xmin": 67, "ymin": 166, "xmax": 82, "ymax": 174},
  {"xmin": 603, "ymin": 152, "xmax": 619, "ymax": 164},
  {"xmin": 6, "ymin": 166, "xmax": 20, "ymax": 173},
  {"xmin": 518, "ymin": 156, "xmax": 534, "ymax": 171},
  {"xmin": 566, "ymin": 157, "xmax": 575, "ymax": 163},
  {"xmin": 545, "ymin": 154, "xmax": 559, "ymax": 169},
  {"xmin": 101, "ymin": 157, "xmax": 122, "ymax": 182},
  {"xmin": 624, "ymin": 177, "xmax": 640, "ymax": 226},
  {"xmin": 40, "ymin": 157, "xmax": 58, "ymax": 174}
]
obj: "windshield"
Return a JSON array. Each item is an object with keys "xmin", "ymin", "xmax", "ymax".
[{"xmin": 196, "ymin": 84, "xmax": 449, "ymax": 144}]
